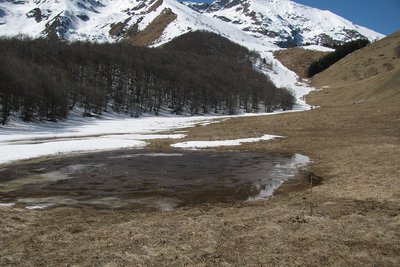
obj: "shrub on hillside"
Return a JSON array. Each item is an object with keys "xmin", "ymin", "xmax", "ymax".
[{"xmin": 307, "ymin": 39, "xmax": 370, "ymax": 77}]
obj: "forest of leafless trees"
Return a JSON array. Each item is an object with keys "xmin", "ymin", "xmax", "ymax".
[{"xmin": 0, "ymin": 31, "xmax": 295, "ymax": 124}]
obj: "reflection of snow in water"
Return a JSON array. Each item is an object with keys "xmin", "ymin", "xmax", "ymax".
[
  {"xmin": 15, "ymin": 196, "xmax": 180, "ymax": 211},
  {"xmin": 248, "ymin": 154, "xmax": 310, "ymax": 200},
  {"xmin": 0, "ymin": 164, "xmax": 104, "ymax": 193},
  {"xmin": 0, "ymin": 202, "xmax": 15, "ymax": 207},
  {"xmin": 0, "ymin": 153, "xmax": 310, "ymax": 211},
  {"xmin": 147, "ymin": 198, "xmax": 180, "ymax": 211},
  {"xmin": 63, "ymin": 164, "xmax": 104, "ymax": 173},
  {"xmin": 109, "ymin": 153, "xmax": 183, "ymax": 159},
  {"xmin": 26, "ymin": 203, "xmax": 55, "ymax": 210},
  {"xmin": 0, "ymin": 171, "xmax": 70, "ymax": 193},
  {"xmin": 18, "ymin": 197, "xmax": 77, "ymax": 209},
  {"xmin": 137, "ymin": 153, "xmax": 184, "ymax": 157}
]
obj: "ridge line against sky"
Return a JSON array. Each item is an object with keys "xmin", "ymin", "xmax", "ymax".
[{"xmin": 186, "ymin": 0, "xmax": 399, "ymax": 35}]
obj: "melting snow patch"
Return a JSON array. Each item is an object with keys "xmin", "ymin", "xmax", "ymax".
[
  {"xmin": 109, "ymin": 153, "xmax": 183, "ymax": 159},
  {"xmin": 171, "ymin": 134, "xmax": 283, "ymax": 149},
  {"xmin": 301, "ymin": 45, "xmax": 335, "ymax": 52},
  {"xmin": 0, "ymin": 203, "xmax": 16, "ymax": 208},
  {"xmin": 0, "ymin": 139, "xmax": 147, "ymax": 165},
  {"xmin": 100, "ymin": 133, "xmax": 186, "ymax": 140},
  {"xmin": 136, "ymin": 153, "xmax": 183, "ymax": 157},
  {"xmin": 0, "ymin": 114, "xmax": 232, "ymax": 165}
]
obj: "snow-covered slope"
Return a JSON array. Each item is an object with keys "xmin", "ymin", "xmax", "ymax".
[
  {"xmin": 0, "ymin": 0, "xmax": 157, "ymax": 42},
  {"xmin": 184, "ymin": 0, "xmax": 383, "ymax": 47},
  {"xmin": 0, "ymin": 0, "xmax": 383, "ymax": 47}
]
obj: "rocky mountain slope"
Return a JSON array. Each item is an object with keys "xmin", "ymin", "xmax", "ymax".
[{"xmin": 0, "ymin": 0, "xmax": 383, "ymax": 48}]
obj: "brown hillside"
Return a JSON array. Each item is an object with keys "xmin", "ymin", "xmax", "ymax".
[
  {"xmin": 147, "ymin": 0, "xmax": 163, "ymax": 13},
  {"xmin": 309, "ymin": 31, "xmax": 400, "ymax": 106},
  {"xmin": 126, "ymin": 8, "xmax": 177, "ymax": 47},
  {"xmin": 274, "ymin": 47, "xmax": 329, "ymax": 79}
]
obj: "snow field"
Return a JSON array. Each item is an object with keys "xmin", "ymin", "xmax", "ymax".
[
  {"xmin": 0, "ymin": 109, "xmax": 307, "ymax": 165},
  {"xmin": 171, "ymin": 134, "xmax": 283, "ymax": 149}
]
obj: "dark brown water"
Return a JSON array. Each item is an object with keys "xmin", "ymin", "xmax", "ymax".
[{"xmin": 0, "ymin": 151, "xmax": 309, "ymax": 211}]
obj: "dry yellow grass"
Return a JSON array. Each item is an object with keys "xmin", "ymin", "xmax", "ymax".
[
  {"xmin": 1, "ymin": 32, "xmax": 400, "ymax": 266},
  {"xmin": 310, "ymin": 31, "xmax": 400, "ymax": 106},
  {"xmin": 126, "ymin": 8, "xmax": 177, "ymax": 46},
  {"xmin": 274, "ymin": 47, "xmax": 329, "ymax": 79},
  {"xmin": 146, "ymin": 0, "xmax": 163, "ymax": 14}
]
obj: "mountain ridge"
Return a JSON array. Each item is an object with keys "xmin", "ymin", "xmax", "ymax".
[
  {"xmin": 184, "ymin": 0, "xmax": 383, "ymax": 47},
  {"xmin": 0, "ymin": 0, "xmax": 384, "ymax": 48}
]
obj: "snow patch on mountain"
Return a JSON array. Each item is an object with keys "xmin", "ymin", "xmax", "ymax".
[{"xmin": 300, "ymin": 45, "xmax": 335, "ymax": 52}]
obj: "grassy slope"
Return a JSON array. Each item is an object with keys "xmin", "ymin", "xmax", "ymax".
[
  {"xmin": 1, "ymin": 33, "xmax": 400, "ymax": 266},
  {"xmin": 274, "ymin": 47, "xmax": 330, "ymax": 79},
  {"xmin": 126, "ymin": 8, "xmax": 177, "ymax": 46},
  {"xmin": 310, "ymin": 31, "xmax": 400, "ymax": 106}
]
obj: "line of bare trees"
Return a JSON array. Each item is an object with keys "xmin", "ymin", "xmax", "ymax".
[{"xmin": 0, "ymin": 31, "xmax": 295, "ymax": 124}]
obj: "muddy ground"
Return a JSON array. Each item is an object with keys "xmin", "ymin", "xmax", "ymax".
[{"xmin": 0, "ymin": 151, "xmax": 307, "ymax": 211}]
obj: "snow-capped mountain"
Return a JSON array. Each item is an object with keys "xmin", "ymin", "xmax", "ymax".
[
  {"xmin": 184, "ymin": 0, "xmax": 383, "ymax": 47},
  {"xmin": 0, "ymin": 0, "xmax": 383, "ymax": 48}
]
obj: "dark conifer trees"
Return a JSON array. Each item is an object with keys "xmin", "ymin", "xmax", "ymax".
[{"xmin": 307, "ymin": 39, "xmax": 370, "ymax": 77}]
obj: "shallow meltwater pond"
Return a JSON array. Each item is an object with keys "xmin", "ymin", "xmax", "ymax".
[{"xmin": 0, "ymin": 151, "xmax": 309, "ymax": 211}]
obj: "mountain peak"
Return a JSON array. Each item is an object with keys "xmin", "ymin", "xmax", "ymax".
[{"xmin": 184, "ymin": 0, "xmax": 383, "ymax": 47}]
